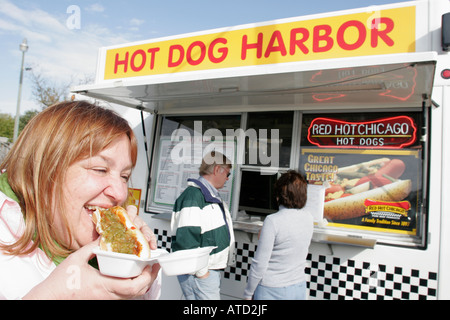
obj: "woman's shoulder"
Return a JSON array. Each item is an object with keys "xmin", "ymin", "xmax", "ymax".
[
  {"xmin": 268, "ymin": 207, "xmax": 314, "ymax": 225},
  {"xmin": 0, "ymin": 191, "xmax": 24, "ymax": 240}
]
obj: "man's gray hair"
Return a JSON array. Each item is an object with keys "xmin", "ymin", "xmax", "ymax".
[{"xmin": 199, "ymin": 151, "xmax": 232, "ymax": 176}]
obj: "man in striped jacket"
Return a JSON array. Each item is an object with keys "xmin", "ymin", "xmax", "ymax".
[{"xmin": 171, "ymin": 151, "xmax": 235, "ymax": 300}]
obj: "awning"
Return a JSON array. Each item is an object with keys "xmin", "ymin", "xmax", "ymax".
[{"xmin": 72, "ymin": 52, "xmax": 437, "ymax": 114}]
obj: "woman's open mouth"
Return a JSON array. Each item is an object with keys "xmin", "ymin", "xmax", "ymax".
[{"xmin": 84, "ymin": 205, "xmax": 105, "ymax": 219}]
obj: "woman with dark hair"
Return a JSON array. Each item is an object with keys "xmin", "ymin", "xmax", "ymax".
[{"xmin": 244, "ymin": 170, "xmax": 314, "ymax": 300}]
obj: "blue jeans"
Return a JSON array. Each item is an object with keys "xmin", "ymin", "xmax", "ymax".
[
  {"xmin": 254, "ymin": 281, "xmax": 307, "ymax": 300},
  {"xmin": 177, "ymin": 270, "xmax": 222, "ymax": 300}
]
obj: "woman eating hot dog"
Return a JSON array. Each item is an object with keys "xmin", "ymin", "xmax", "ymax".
[{"xmin": 0, "ymin": 101, "xmax": 161, "ymax": 299}]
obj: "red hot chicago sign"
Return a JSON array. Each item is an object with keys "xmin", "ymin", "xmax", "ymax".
[{"xmin": 307, "ymin": 116, "xmax": 417, "ymax": 149}]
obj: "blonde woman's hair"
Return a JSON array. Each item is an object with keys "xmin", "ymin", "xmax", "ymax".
[
  {"xmin": 0, "ymin": 101, "xmax": 138, "ymax": 260},
  {"xmin": 199, "ymin": 151, "xmax": 232, "ymax": 176}
]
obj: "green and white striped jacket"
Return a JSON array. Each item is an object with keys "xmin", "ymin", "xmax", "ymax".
[{"xmin": 170, "ymin": 178, "xmax": 235, "ymax": 277}]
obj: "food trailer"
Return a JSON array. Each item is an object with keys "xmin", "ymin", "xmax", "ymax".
[{"xmin": 72, "ymin": 0, "xmax": 450, "ymax": 299}]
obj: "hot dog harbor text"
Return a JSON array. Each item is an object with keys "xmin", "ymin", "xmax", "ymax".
[{"xmin": 103, "ymin": 6, "xmax": 415, "ymax": 80}]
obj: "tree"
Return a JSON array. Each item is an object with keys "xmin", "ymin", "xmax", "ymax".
[
  {"xmin": 6, "ymin": 70, "xmax": 95, "ymax": 139},
  {"xmin": 29, "ymin": 70, "xmax": 72, "ymax": 110},
  {"xmin": 0, "ymin": 110, "xmax": 39, "ymax": 142},
  {"xmin": 0, "ymin": 114, "xmax": 14, "ymax": 139}
]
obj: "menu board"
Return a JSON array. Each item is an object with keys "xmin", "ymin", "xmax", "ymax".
[
  {"xmin": 300, "ymin": 113, "xmax": 423, "ymax": 236},
  {"xmin": 148, "ymin": 137, "xmax": 236, "ymax": 212}
]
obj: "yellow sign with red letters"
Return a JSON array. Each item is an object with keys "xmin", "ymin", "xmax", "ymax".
[
  {"xmin": 103, "ymin": 6, "xmax": 415, "ymax": 80},
  {"xmin": 126, "ymin": 188, "xmax": 141, "ymax": 215}
]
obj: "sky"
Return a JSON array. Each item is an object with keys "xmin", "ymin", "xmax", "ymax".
[{"xmin": 0, "ymin": 0, "xmax": 411, "ymax": 115}]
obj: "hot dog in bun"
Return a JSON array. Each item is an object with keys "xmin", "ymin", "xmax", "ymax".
[
  {"xmin": 324, "ymin": 179, "xmax": 412, "ymax": 220},
  {"xmin": 91, "ymin": 206, "xmax": 151, "ymax": 258}
]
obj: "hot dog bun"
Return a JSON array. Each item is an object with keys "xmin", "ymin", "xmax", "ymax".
[
  {"xmin": 324, "ymin": 179, "xmax": 412, "ymax": 220},
  {"xmin": 337, "ymin": 157, "xmax": 390, "ymax": 175},
  {"xmin": 92, "ymin": 206, "xmax": 151, "ymax": 258}
]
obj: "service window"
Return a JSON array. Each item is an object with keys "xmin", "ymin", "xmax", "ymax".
[
  {"xmin": 300, "ymin": 111, "xmax": 427, "ymax": 247},
  {"xmin": 238, "ymin": 111, "xmax": 294, "ymax": 217},
  {"xmin": 146, "ymin": 114, "xmax": 241, "ymax": 213},
  {"xmin": 244, "ymin": 111, "xmax": 294, "ymax": 168}
]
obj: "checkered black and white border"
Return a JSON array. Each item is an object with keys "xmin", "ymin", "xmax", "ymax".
[{"xmin": 306, "ymin": 253, "xmax": 437, "ymax": 300}]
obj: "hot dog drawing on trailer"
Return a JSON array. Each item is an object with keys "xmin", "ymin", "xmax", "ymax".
[{"xmin": 323, "ymin": 158, "xmax": 411, "ymax": 221}]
